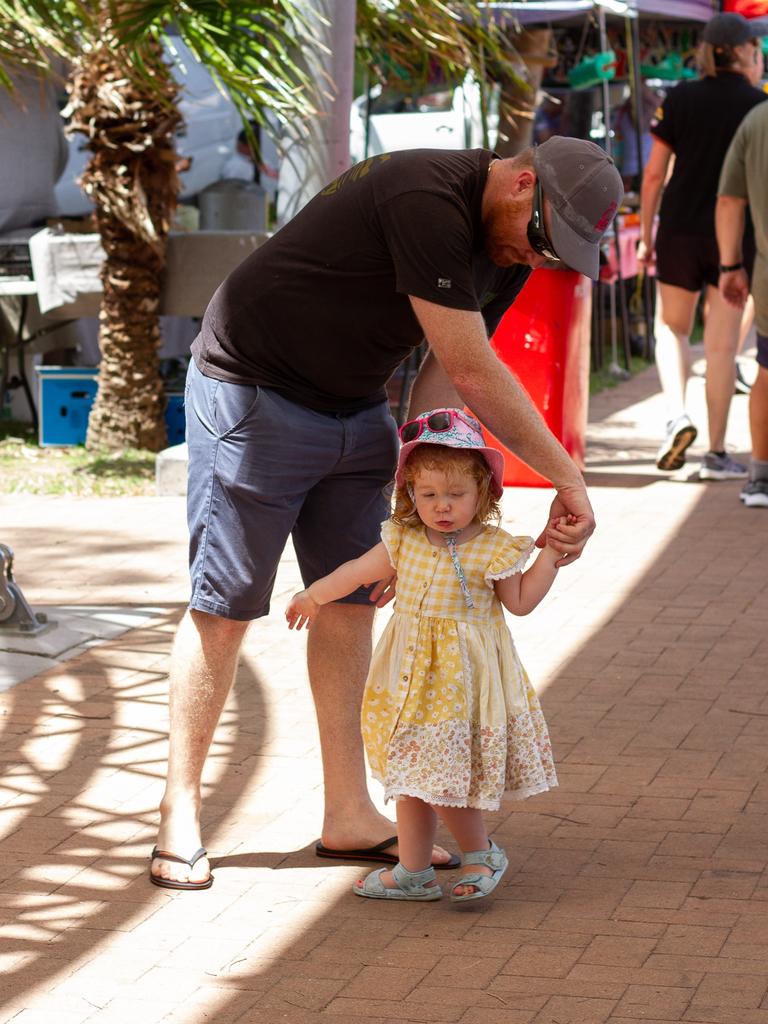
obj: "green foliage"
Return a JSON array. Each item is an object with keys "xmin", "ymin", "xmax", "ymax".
[
  {"xmin": 0, "ymin": 0, "xmax": 321, "ymax": 132},
  {"xmin": 356, "ymin": 1, "xmax": 525, "ymax": 94}
]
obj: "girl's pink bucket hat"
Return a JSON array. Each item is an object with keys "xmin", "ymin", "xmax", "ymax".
[{"xmin": 395, "ymin": 408, "xmax": 505, "ymax": 499}]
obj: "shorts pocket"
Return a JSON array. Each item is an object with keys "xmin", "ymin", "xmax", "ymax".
[{"xmin": 211, "ymin": 380, "xmax": 262, "ymax": 439}]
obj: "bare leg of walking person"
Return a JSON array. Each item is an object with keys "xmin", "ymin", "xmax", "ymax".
[
  {"xmin": 151, "ymin": 610, "xmax": 249, "ymax": 886},
  {"xmin": 654, "ymin": 282, "xmax": 700, "ymax": 471},
  {"xmin": 654, "ymin": 282, "xmax": 697, "ymax": 420},
  {"xmin": 702, "ymin": 284, "xmax": 742, "ymax": 450}
]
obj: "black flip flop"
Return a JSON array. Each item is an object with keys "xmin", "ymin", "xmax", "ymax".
[
  {"xmin": 149, "ymin": 846, "xmax": 213, "ymax": 890},
  {"xmin": 315, "ymin": 836, "xmax": 460, "ymax": 870}
]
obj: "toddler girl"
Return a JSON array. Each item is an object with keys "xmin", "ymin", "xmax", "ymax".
[{"xmin": 286, "ymin": 408, "xmax": 567, "ymax": 904}]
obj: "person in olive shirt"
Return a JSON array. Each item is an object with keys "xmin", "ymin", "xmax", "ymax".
[
  {"xmin": 717, "ymin": 99, "xmax": 768, "ymax": 508},
  {"xmin": 150, "ymin": 137, "xmax": 623, "ymax": 890},
  {"xmin": 638, "ymin": 12, "xmax": 768, "ymax": 479}
]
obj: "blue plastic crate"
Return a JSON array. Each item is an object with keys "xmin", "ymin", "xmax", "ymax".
[
  {"xmin": 36, "ymin": 367, "xmax": 98, "ymax": 446},
  {"xmin": 165, "ymin": 393, "xmax": 186, "ymax": 446},
  {"xmin": 36, "ymin": 367, "xmax": 186, "ymax": 447}
]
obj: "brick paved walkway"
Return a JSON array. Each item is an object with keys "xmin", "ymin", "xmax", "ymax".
[{"xmin": 1, "ymin": 357, "xmax": 766, "ymax": 1024}]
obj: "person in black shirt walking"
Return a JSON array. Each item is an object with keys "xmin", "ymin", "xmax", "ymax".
[{"xmin": 637, "ymin": 12, "xmax": 768, "ymax": 479}]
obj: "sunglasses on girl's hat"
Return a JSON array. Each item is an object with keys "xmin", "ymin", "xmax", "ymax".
[{"xmin": 399, "ymin": 409, "xmax": 480, "ymax": 443}]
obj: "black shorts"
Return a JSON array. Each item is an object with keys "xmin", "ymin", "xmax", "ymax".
[
  {"xmin": 758, "ymin": 332, "xmax": 768, "ymax": 371},
  {"xmin": 185, "ymin": 361, "xmax": 399, "ymax": 621},
  {"xmin": 655, "ymin": 228, "xmax": 755, "ymax": 292}
]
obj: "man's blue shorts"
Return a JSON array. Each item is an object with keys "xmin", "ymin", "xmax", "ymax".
[{"xmin": 185, "ymin": 360, "xmax": 399, "ymax": 621}]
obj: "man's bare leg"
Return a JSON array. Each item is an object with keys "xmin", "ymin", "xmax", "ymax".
[
  {"xmin": 151, "ymin": 609, "xmax": 249, "ymax": 885},
  {"xmin": 308, "ymin": 601, "xmax": 453, "ymax": 864}
]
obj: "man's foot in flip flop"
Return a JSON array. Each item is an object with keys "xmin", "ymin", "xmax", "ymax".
[
  {"xmin": 149, "ymin": 847, "xmax": 213, "ymax": 890},
  {"xmin": 151, "ymin": 799, "xmax": 212, "ymax": 889}
]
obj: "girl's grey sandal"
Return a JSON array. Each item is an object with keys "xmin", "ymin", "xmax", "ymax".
[
  {"xmin": 450, "ymin": 840, "xmax": 508, "ymax": 903},
  {"xmin": 353, "ymin": 861, "xmax": 443, "ymax": 901}
]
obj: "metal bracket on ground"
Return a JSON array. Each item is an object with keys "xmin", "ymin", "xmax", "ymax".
[{"xmin": 0, "ymin": 543, "xmax": 53, "ymax": 636}]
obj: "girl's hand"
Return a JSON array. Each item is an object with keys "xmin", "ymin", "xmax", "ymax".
[
  {"xmin": 286, "ymin": 590, "xmax": 319, "ymax": 630},
  {"xmin": 538, "ymin": 491, "xmax": 593, "ymax": 567},
  {"xmin": 545, "ymin": 514, "xmax": 580, "ymax": 555}
]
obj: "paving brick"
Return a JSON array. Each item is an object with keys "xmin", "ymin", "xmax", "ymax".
[
  {"xmin": 567, "ymin": 964, "xmax": 704, "ymax": 991},
  {"xmin": 613, "ymin": 984, "xmax": 694, "ymax": 1020},
  {"xmin": 339, "ymin": 965, "xmax": 428, "ymax": 1000},
  {"xmin": 645, "ymin": 954, "xmax": 768, "ymax": 976},
  {"xmin": 689, "ymin": 972, "xmax": 768, "ymax": 1009},
  {"xmin": 580, "ymin": 935, "xmax": 658, "ymax": 968},
  {"xmin": 533, "ymin": 994, "xmax": 617, "ymax": 1023},
  {"xmin": 654, "ymin": 926, "xmax": 730, "ymax": 957},
  {"xmin": 620, "ymin": 881, "xmax": 693, "ymax": 910},
  {"xmin": 500, "ymin": 945, "xmax": 584, "ymax": 978},
  {"xmin": 461, "ymin": 1008, "xmax": 537, "ymax": 1024},
  {"xmin": 326, "ymin": 996, "xmax": 463, "ymax": 1021}
]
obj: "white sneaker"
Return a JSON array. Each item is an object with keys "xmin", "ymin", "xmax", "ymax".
[{"xmin": 656, "ymin": 415, "xmax": 697, "ymax": 471}]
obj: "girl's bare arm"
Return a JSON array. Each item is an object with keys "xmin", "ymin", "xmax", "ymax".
[
  {"xmin": 495, "ymin": 515, "xmax": 574, "ymax": 615},
  {"xmin": 286, "ymin": 542, "xmax": 394, "ymax": 629},
  {"xmin": 494, "ymin": 546, "xmax": 560, "ymax": 616}
]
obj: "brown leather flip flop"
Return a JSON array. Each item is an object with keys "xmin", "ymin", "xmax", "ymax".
[{"xmin": 315, "ymin": 836, "xmax": 460, "ymax": 870}]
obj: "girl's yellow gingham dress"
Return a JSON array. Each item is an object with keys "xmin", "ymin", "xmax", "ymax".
[{"xmin": 361, "ymin": 521, "xmax": 558, "ymax": 810}]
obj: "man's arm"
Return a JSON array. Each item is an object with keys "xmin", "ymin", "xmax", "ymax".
[
  {"xmin": 715, "ymin": 194, "xmax": 749, "ymax": 309},
  {"xmin": 407, "ymin": 347, "xmax": 461, "ymax": 415},
  {"xmin": 408, "ymin": 296, "xmax": 595, "ymax": 562}
]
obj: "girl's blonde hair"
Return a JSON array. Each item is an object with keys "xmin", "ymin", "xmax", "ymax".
[{"xmin": 392, "ymin": 445, "xmax": 501, "ymax": 528}]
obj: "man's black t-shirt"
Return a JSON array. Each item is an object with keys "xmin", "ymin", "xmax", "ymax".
[
  {"xmin": 651, "ymin": 72, "xmax": 766, "ymax": 236},
  {"xmin": 192, "ymin": 148, "xmax": 531, "ymax": 413}
]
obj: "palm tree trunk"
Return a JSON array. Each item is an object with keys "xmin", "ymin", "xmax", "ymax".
[
  {"xmin": 66, "ymin": 29, "xmax": 181, "ymax": 451},
  {"xmin": 495, "ymin": 27, "xmax": 554, "ymax": 157},
  {"xmin": 88, "ymin": 211, "xmax": 167, "ymax": 450}
]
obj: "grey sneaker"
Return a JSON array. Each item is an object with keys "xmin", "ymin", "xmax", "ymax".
[
  {"xmin": 699, "ymin": 452, "xmax": 749, "ymax": 480},
  {"xmin": 740, "ymin": 479, "xmax": 768, "ymax": 507},
  {"xmin": 656, "ymin": 414, "xmax": 698, "ymax": 471}
]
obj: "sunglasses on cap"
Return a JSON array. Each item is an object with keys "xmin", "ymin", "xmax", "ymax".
[
  {"xmin": 527, "ymin": 179, "xmax": 561, "ymax": 263},
  {"xmin": 399, "ymin": 409, "xmax": 478, "ymax": 443}
]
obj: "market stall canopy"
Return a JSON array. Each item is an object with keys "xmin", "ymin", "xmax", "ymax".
[{"xmin": 480, "ymin": 0, "xmax": 715, "ymax": 23}]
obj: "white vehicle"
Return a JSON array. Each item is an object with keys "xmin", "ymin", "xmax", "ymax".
[
  {"xmin": 349, "ymin": 75, "xmax": 499, "ymax": 163},
  {"xmin": 54, "ymin": 35, "xmax": 242, "ymax": 216}
]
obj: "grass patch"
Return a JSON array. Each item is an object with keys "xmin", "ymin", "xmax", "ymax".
[
  {"xmin": 589, "ymin": 353, "xmax": 652, "ymax": 395},
  {"xmin": 0, "ymin": 419, "xmax": 157, "ymax": 496}
]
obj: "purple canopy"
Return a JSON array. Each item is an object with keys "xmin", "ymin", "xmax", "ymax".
[{"xmin": 481, "ymin": 0, "xmax": 714, "ymax": 24}]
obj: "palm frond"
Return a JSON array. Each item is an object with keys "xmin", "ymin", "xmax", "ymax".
[
  {"xmin": 356, "ymin": 1, "xmax": 525, "ymax": 94},
  {"xmin": 0, "ymin": 0, "xmax": 323, "ymax": 130}
]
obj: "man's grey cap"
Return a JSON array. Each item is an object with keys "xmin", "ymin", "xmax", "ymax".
[
  {"xmin": 702, "ymin": 12, "xmax": 768, "ymax": 47},
  {"xmin": 534, "ymin": 136, "xmax": 623, "ymax": 281}
]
